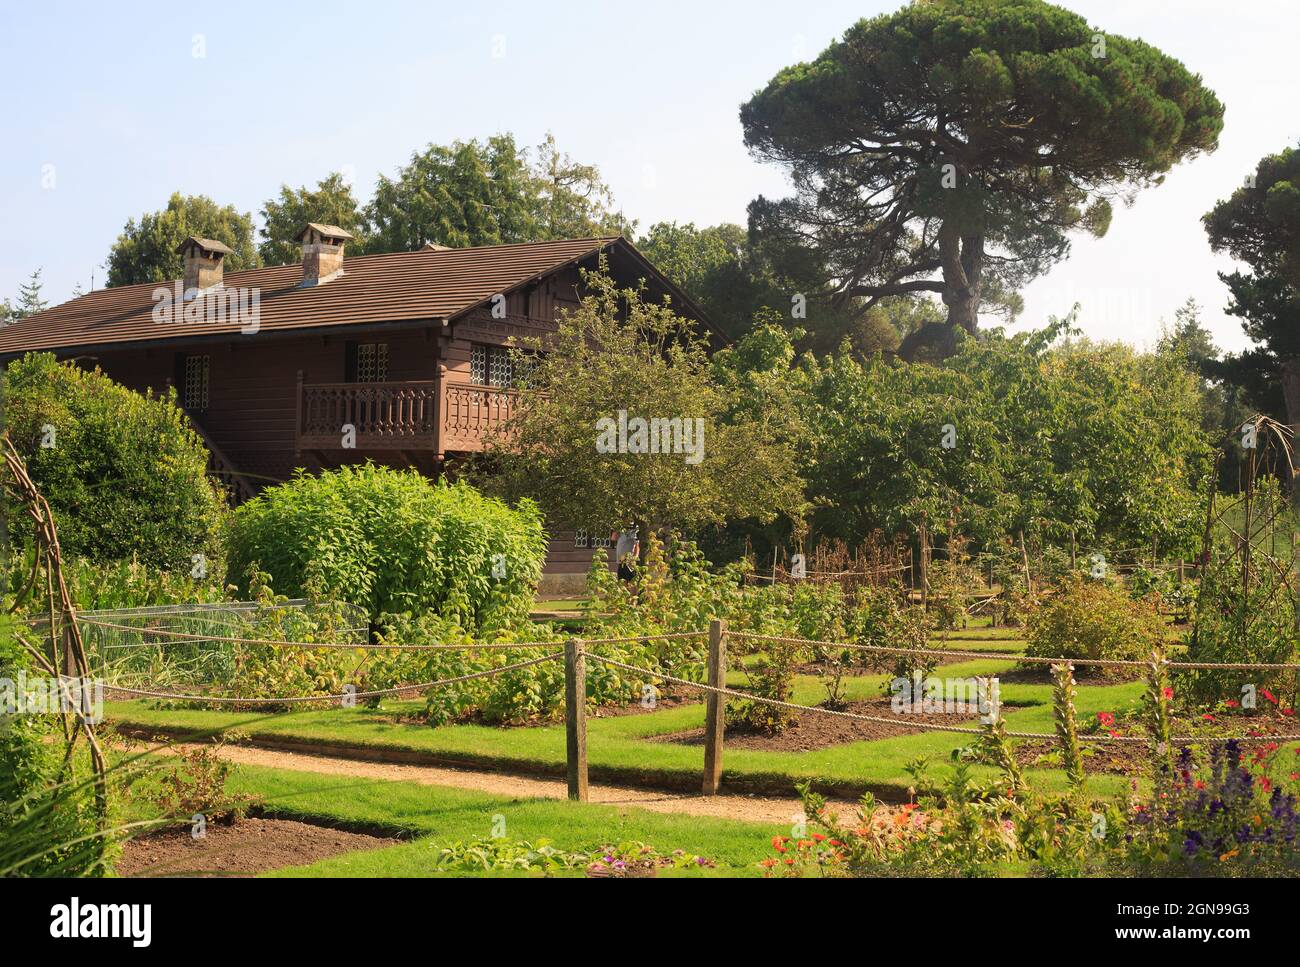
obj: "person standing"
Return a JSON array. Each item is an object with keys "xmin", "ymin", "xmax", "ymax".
[{"xmin": 612, "ymin": 526, "xmax": 639, "ymax": 582}]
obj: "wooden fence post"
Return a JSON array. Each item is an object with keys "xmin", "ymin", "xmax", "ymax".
[
  {"xmin": 564, "ymin": 638, "xmax": 588, "ymax": 802},
  {"xmin": 702, "ymin": 618, "xmax": 727, "ymax": 795}
]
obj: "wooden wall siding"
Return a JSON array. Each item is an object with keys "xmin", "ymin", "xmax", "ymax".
[
  {"xmin": 78, "ymin": 329, "xmax": 438, "ymax": 483},
  {"xmin": 55, "ymin": 263, "xmax": 615, "ymax": 573}
]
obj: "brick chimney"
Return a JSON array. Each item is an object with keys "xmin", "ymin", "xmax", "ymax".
[
  {"xmin": 297, "ymin": 223, "xmax": 354, "ymax": 287},
  {"xmin": 176, "ymin": 237, "xmax": 233, "ymax": 295}
]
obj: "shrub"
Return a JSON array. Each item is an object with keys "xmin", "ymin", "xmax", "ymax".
[
  {"xmin": 2, "ymin": 551, "xmax": 229, "ymax": 617},
  {"xmin": 1024, "ymin": 575, "xmax": 1166, "ymax": 674},
  {"xmin": 1, "ymin": 352, "xmax": 227, "ymax": 570},
  {"xmin": 1182, "ymin": 527, "xmax": 1298, "ymax": 707},
  {"xmin": 0, "ymin": 614, "xmax": 113, "ymax": 876},
  {"xmin": 227, "ymin": 464, "xmax": 546, "ymax": 630}
]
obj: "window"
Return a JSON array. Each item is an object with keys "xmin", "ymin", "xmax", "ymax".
[
  {"xmin": 182, "ymin": 354, "xmax": 209, "ymax": 411},
  {"xmin": 471, "ymin": 344, "xmax": 513, "ymax": 387},
  {"xmin": 471, "ymin": 344, "xmax": 540, "ymax": 388},
  {"xmin": 574, "ymin": 529, "xmax": 611, "ymax": 549},
  {"xmin": 348, "ymin": 342, "xmax": 388, "ymax": 382}
]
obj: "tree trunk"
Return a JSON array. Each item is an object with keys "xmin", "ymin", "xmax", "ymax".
[{"xmin": 898, "ymin": 229, "xmax": 983, "ymax": 361}]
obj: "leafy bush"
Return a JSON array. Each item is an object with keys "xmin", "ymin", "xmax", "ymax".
[
  {"xmin": 1024, "ymin": 576, "xmax": 1166, "ymax": 674},
  {"xmin": 227, "ymin": 464, "xmax": 546, "ymax": 630},
  {"xmin": 2, "ymin": 352, "xmax": 227, "ymax": 570},
  {"xmin": 2, "ymin": 551, "xmax": 229, "ymax": 617},
  {"xmin": 1182, "ymin": 523, "xmax": 1298, "ymax": 706},
  {"xmin": 0, "ymin": 613, "xmax": 113, "ymax": 876}
]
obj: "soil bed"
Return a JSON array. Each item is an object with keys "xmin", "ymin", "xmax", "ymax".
[
  {"xmin": 651, "ymin": 695, "xmax": 984, "ymax": 752},
  {"xmin": 115, "ymin": 816, "xmax": 399, "ymax": 877}
]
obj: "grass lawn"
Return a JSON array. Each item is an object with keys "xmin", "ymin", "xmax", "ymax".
[
  {"xmin": 106, "ymin": 642, "xmax": 1142, "ymax": 800},
  {"xmin": 221, "ymin": 763, "xmax": 781, "ymax": 877}
]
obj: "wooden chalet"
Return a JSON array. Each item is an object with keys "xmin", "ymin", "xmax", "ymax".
[{"xmin": 0, "ymin": 230, "xmax": 719, "ymax": 591}]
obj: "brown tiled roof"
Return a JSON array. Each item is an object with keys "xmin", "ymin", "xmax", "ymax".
[{"xmin": 0, "ymin": 236, "xmax": 641, "ymax": 355}]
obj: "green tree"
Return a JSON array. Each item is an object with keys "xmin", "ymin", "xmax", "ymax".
[
  {"xmin": 481, "ymin": 264, "xmax": 804, "ymax": 543},
  {"xmin": 1202, "ymin": 141, "xmax": 1300, "ymax": 428},
  {"xmin": 739, "ymin": 0, "xmax": 1224, "ymax": 360},
  {"xmin": 531, "ymin": 133, "xmax": 633, "ymax": 239},
  {"xmin": 1, "ymin": 353, "xmax": 227, "ymax": 570},
  {"xmin": 106, "ymin": 193, "xmax": 258, "ymax": 287},
  {"xmin": 637, "ymin": 220, "xmax": 876, "ymax": 347},
  {"xmin": 366, "ymin": 133, "xmax": 627, "ymax": 253},
  {"xmin": 259, "ymin": 173, "xmax": 368, "ymax": 265},
  {"xmin": 15, "ymin": 269, "xmax": 48, "ymax": 318}
]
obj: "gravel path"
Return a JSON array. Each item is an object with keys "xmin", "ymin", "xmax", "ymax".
[{"xmin": 176, "ymin": 742, "xmax": 869, "ymax": 826}]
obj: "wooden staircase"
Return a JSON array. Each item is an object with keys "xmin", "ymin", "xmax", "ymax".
[{"xmin": 188, "ymin": 419, "xmax": 257, "ymax": 504}]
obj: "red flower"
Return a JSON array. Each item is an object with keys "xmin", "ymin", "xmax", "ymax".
[
  {"xmin": 1202, "ymin": 714, "xmax": 1216, "ymax": 721},
  {"xmin": 1284, "ymin": 708, "xmax": 1295, "ymax": 717},
  {"xmin": 1098, "ymin": 711, "xmax": 1115, "ymax": 726},
  {"xmin": 1195, "ymin": 780, "xmax": 1206, "ymax": 790},
  {"xmin": 1163, "ymin": 687, "xmax": 1174, "ymax": 700},
  {"xmin": 1226, "ymin": 700, "xmax": 1239, "ymax": 708},
  {"xmin": 1262, "ymin": 689, "xmax": 1278, "ymax": 705}
]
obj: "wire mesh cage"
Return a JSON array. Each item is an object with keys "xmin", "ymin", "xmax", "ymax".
[{"xmin": 28, "ymin": 599, "xmax": 371, "ymax": 693}]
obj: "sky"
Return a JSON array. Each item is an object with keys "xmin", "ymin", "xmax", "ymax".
[{"xmin": 1, "ymin": 0, "xmax": 1297, "ymax": 352}]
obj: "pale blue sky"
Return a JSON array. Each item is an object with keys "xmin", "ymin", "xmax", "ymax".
[{"xmin": 2, "ymin": 0, "xmax": 1297, "ymax": 351}]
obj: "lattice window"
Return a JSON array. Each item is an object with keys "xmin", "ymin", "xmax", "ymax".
[
  {"xmin": 574, "ymin": 529, "xmax": 611, "ymax": 549},
  {"xmin": 183, "ymin": 355, "xmax": 209, "ymax": 411},
  {"xmin": 355, "ymin": 343, "xmax": 388, "ymax": 382},
  {"xmin": 470, "ymin": 344, "xmax": 487, "ymax": 384},
  {"xmin": 487, "ymin": 347, "xmax": 511, "ymax": 388}
]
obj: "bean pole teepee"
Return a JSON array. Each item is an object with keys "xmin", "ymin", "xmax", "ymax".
[
  {"xmin": 1, "ymin": 430, "xmax": 107, "ymax": 812},
  {"xmin": 1190, "ymin": 415, "xmax": 1299, "ymax": 660}
]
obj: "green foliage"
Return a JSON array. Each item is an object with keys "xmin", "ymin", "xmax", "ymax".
[
  {"xmin": 0, "ymin": 614, "xmax": 112, "ymax": 876},
  {"xmin": 228, "ymin": 464, "xmax": 545, "ymax": 630},
  {"xmin": 2, "ymin": 353, "xmax": 227, "ymax": 570},
  {"xmin": 259, "ymin": 173, "xmax": 368, "ymax": 266},
  {"xmin": 2, "ymin": 551, "xmax": 229, "ymax": 618},
  {"xmin": 1183, "ymin": 502, "xmax": 1299, "ymax": 705},
  {"xmin": 1202, "ymin": 140, "xmax": 1300, "ymax": 422},
  {"xmin": 1050, "ymin": 663, "xmax": 1085, "ymax": 791},
  {"xmin": 751, "ymin": 320, "xmax": 1211, "ymax": 557},
  {"xmin": 725, "ymin": 635, "xmax": 803, "ymax": 735},
  {"xmin": 1024, "ymin": 575, "xmax": 1167, "ymax": 672},
  {"xmin": 483, "ymin": 264, "xmax": 805, "ymax": 537},
  {"xmin": 106, "ymin": 192, "xmax": 258, "ymax": 287},
  {"xmin": 366, "ymin": 133, "xmax": 629, "ymax": 253},
  {"xmin": 741, "ymin": 0, "xmax": 1223, "ymax": 353}
]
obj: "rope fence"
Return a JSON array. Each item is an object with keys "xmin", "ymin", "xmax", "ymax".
[{"xmin": 86, "ymin": 611, "xmax": 1300, "ymax": 803}]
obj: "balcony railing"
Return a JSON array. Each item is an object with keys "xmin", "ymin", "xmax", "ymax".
[
  {"xmin": 296, "ymin": 377, "xmax": 518, "ymax": 454},
  {"xmin": 441, "ymin": 383, "xmax": 518, "ymax": 451},
  {"xmin": 298, "ymin": 380, "xmax": 438, "ymax": 451}
]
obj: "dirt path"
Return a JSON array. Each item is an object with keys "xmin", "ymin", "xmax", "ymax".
[{"xmin": 177, "ymin": 742, "xmax": 867, "ymax": 826}]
